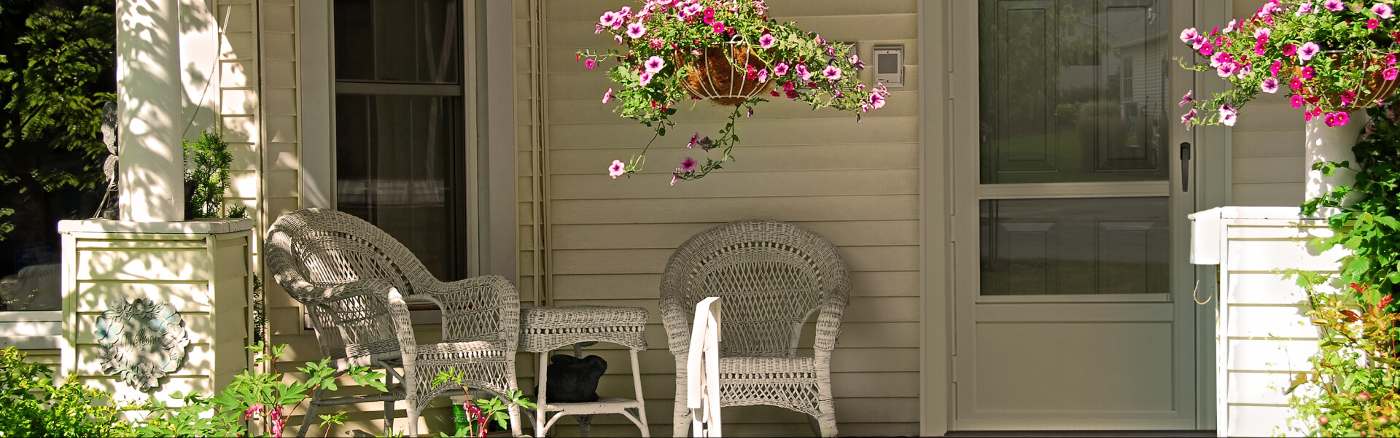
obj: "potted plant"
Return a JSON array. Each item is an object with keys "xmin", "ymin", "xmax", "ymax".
[
  {"xmin": 578, "ymin": 0, "xmax": 890, "ymax": 184},
  {"xmin": 1177, "ymin": 0, "xmax": 1400, "ymax": 200}
]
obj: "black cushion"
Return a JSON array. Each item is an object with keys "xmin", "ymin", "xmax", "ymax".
[{"xmin": 545, "ymin": 354, "xmax": 607, "ymax": 403}]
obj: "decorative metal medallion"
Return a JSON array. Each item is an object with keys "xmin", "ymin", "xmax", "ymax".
[{"xmin": 93, "ymin": 298, "xmax": 190, "ymax": 390}]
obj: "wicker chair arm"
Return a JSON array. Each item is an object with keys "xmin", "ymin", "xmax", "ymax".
[
  {"xmin": 419, "ymin": 275, "xmax": 520, "ymax": 352},
  {"xmin": 813, "ymin": 291, "xmax": 848, "ymax": 354},
  {"xmin": 318, "ymin": 279, "xmax": 417, "ymax": 365},
  {"xmin": 660, "ymin": 294, "xmax": 695, "ymax": 355}
]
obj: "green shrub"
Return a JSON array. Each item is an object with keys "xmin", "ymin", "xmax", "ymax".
[
  {"xmin": 183, "ymin": 131, "xmax": 245, "ymax": 220},
  {"xmin": 0, "ymin": 346, "xmax": 130, "ymax": 437}
]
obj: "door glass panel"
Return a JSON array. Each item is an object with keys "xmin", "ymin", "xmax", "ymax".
[
  {"xmin": 978, "ymin": 0, "xmax": 1169, "ymax": 184},
  {"xmin": 979, "ymin": 198, "xmax": 1169, "ymax": 295},
  {"xmin": 333, "ymin": 0, "xmax": 467, "ymax": 279},
  {"xmin": 978, "ymin": 0, "xmax": 1173, "ymax": 297}
]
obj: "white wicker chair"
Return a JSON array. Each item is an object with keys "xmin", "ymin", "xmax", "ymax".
[
  {"xmin": 660, "ymin": 221, "xmax": 851, "ymax": 437},
  {"xmin": 265, "ymin": 208, "xmax": 522, "ymax": 437}
]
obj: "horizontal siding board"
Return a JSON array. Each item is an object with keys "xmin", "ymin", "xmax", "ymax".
[
  {"xmin": 551, "ymin": 246, "xmax": 919, "ymax": 274},
  {"xmin": 550, "ymin": 143, "xmax": 918, "ymax": 174},
  {"xmin": 550, "ymin": 196, "xmax": 919, "ymax": 224},
  {"xmin": 550, "ymin": 116, "xmax": 918, "ymax": 148},
  {"xmin": 550, "ymin": 170, "xmax": 917, "ymax": 199}
]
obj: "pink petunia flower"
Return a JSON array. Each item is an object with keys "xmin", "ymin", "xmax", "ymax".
[
  {"xmin": 1254, "ymin": 27, "xmax": 1272, "ymax": 40},
  {"xmin": 1179, "ymin": 89, "xmax": 1194, "ymax": 107},
  {"xmin": 1325, "ymin": 0, "xmax": 1344, "ymax": 12},
  {"xmin": 1290, "ymin": 94, "xmax": 1306, "ymax": 109},
  {"xmin": 609, "ymin": 160, "xmax": 626, "ymax": 178},
  {"xmin": 796, "ymin": 64, "xmax": 812, "ymax": 81},
  {"xmin": 1261, "ymin": 77, "xmax": 1279, "ymax": 93},
  {"xmin": 584, "ymin": 58, "xmax": 597, "ymax": 71},
  {"xmin": 1290, "ymin": 77, "xmax": 1304, "ymax": 91},
  {"xmin": 1217, "ymin": 62, "xmax": 1238, "ymax": 78},
  {"xmin": 1370, "ymin": 18, "xmax": 1382, "ymax": 29},
  {"xmin": 678, "ymin": 157, "xmax": 698, "ymax": 173},
  {"xmin": 1341, "ymin": 90, "xmax": 1358, "ymax": 107},
  {"xmin": 1218, "ymin": 104, "xmax": 1238, "ymax": 127},
  {"xmin": 1297, "ymin": 2, "xmax": 1314, "ymax": 15},
  {"xmin": 1282, "ymin": 43, "xmax": 1297, "ymax": 57},
  {"xmin": 773, "ymin": 63, "xmax": 789, "ymax": 76},
  {"xmin": 822, "ymin": 65, "xmax": 842, "ymax": 81},
  {"xmin": 639, "ymin": 71, "xmax": 654, "ymax": 86},
  {"xmin": 1302, "ymin": 66, "xmax": 1316, "ymax": 80},
  {"xmin": 757, "ymin": 68, "xmax": 768, "ymax": 83},
  {"xmin": 1181, "ymin": 108, "xmax": 1197, "ymax": 127},
  {"xmin": 869, "ymin": 92, "xmax": 886, "ymax": 110},
  {"xmin": 1179, "ymin": 27, "xmax": 1199, "ymax": 44},
  {"xmin": 759, "ymin": 33, "xmax": 776, "ymax": 49},
  {"xmin": 602, "ymin": 88, "xmax": 614, "ymax": 104},
  {"xmin": 1376, "ymin": 3, "xmax": 1395, "ymax": 19},
  {"xmin": 687, "ymin": 132, "xmax": 698, "ymax": 148},
  {"xmin": 1386, "ymin": 67, "xmax": 1400, "ymax": 81},
  {"xmin": 644, "ymin": 56, "xmax": 665, "ymax": 73},
  {"xmin": 1298, "ymin": 42, "xmax": 1320, "ymax": 62},
  {"xmin": 1224, "ymin": 19, "xmax": 1238, "ymax": 33},
  {"xmin": 600, "ymin": 11, "xmax": 620, "ymax": 28},
  {"xmin": 627, "ymin": 22, "xmax": 647, "ymax": 39}
]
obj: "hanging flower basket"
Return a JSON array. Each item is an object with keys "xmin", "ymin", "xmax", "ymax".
[
  {"xmin": 579, "ymin": 0, "xmax": 889, "ymax": 184},
  {"xmin": 679, "ymin": 43, "xmax": 772, "ymax": 106}
]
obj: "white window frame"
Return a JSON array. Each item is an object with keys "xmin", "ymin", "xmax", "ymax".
[{"xmin": 298, "ymin": 0, "xmax": 516, "ymax": 279}]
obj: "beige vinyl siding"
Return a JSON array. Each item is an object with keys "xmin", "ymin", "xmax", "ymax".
[
  {"xmin": 538, "ymin": 1, "xmax": 920, "ymax": 435},
  {"xmin": 518, "ymin": 0, "xmax": 547, "ymax": 305},
  {"xmin": 1230, "ymin": 0, "xmax": 1305, "ymax": 207}
]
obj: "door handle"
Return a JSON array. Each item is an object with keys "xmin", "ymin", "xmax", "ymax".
[{"xmin": 1179, "ymin": 141, "xmax": 1191, "ymax": 192}]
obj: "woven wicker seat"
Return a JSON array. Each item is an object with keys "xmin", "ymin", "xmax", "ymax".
[
  {"xmin": 660, "ymin": 221, "xmax": 850, "ymax": 437},
  {"xmin": 266, "ymin": 208, "xmax": 522, "ymax": 437}
]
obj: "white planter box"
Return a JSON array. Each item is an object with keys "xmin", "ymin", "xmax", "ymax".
[
  {"xmin": 57, "ymin": 219, "xmax": 253, "ymax": 406},
  {"xmin": 1190, "ymin": 207, "xmax": 1346, "ymax": 437}
]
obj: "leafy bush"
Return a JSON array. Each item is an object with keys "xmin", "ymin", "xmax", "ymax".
[
  {"xmin": 183, "ymin": 131, "xmax": 246, "ymax": 220},
  {"xmin": 0, "ymin": 346, "xmax": 131, "ymax": 436},
  {"xmin": 136, "ymin": 343, "xmax": 386, "ymax": 437},
  {"xmin": 1290, "ymin": 273, "xmax": 1400, "ymax": 435},
  {"xmin": 434, "ymin": 370, "xmax": 536, "ymax": 438}
]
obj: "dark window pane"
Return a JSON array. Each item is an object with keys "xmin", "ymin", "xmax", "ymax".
[
  {"xmin": 334, "ymin": 0, "xmax": 461, "ymax": 84},
  {"xmin": 335, "ymin": 94, "xmax": 464, "ymax": 279}
]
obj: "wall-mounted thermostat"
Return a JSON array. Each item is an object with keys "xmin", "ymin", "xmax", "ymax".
[{"xmin": 873, "ymin": 44, "xmax": 904, "ymax": 88}]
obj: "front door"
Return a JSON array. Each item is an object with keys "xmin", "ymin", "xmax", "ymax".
[{"xmin": 950, "ymin": 0, "xmax": 1201, "ymax": 430}]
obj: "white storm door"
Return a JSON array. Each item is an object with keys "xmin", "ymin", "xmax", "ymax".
[{"xmin": 950, "ymin": 0, "xmax": 1200, "ymax": 430}]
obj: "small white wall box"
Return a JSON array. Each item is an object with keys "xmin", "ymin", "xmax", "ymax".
[{"xmin": 873, "ymin": 44, "xmax": 904, "ymax": 88}]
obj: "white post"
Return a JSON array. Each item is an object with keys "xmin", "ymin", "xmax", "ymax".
[
  {"xmin": 116, "ymin": 0, "xmax": 185, "ymax": 222},
  {"xmin": 1303, "ymin": 110, "xmax": 1366, "ymax": 207}
]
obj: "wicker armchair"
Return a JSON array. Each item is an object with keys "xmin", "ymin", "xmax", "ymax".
[
  {"xmin": 660, "ymin": 221, "xmax": 851, "ymax": 437},
  {"xmin": 265, "ymin": 208, "xmax": 522, "ymax": 437}
]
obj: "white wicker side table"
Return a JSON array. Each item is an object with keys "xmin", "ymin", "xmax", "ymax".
[{"xmin": 520, "ymin": 306, "xmax": 650, "ymax": 437}]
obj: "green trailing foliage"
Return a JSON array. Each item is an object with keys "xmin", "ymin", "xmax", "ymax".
[{"xmin": 1291, "ymin": 103, "xmax": 1400, "ymax": 435}]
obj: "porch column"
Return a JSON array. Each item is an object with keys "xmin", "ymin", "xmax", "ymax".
[{"xmin": 116, "ymin": 0, "xmax": 185, "ymax": 222}]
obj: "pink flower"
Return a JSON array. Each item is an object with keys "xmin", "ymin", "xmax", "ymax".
[
  {"xmin": 1341, "ymin": 90, "xmax": 1358, "ymax": 107},
  {"xmin": 711, "ymin": 21, "xmax": 728, "ymax": 34},
  {"xmin": 869, "ymin": 92, "xmax": 886, "ymax": 109},
  {"xmin": 1390, "ymin": 53, "xmax": 1398, "ymax": 66},
  {"xmin": 1291, "ymin": 77, "xmax": 1304, "ymax": 91},
  {"xmin": 822, "ymin": 65, "xmax": 842, "ymax": 80},
  {"xmin": 244, "ymin": 404, "xmax": 264, "ymax": 421},
  {"xmin": 639, "ymin": 71, "xmax": 654, "ymax": 86},
  {"xmin": 1224, "ymin": 19, "xmax": 1238, "ymax": 33},
  {"xmin": 600, "ymin": 11, "xmax": 620, "ymax": 28},
  {"xmin": 627, "ymin": 22, "xmax": 646, "ymax": 39},
  {"xmin": 782, "ymin": 81, "xmax": 798, "ymax": 99},
  {"xmin": 1254, "ymin": 27, "xmax": 1272, "ymax": 40},
  {"xmin": 1325, "ymin": 0, "xmax": 1344, "ymax": 12},
  {"xmin": 602, "ymin": 88, "xmax": 614, "ymax": 104},
  {"xmin": 1270, "ymin": 60, "xmax": 1283, "ymax": 77},
  {"xmin": 1299, "ymin": 42, "xmax": 1320, "ymax": 62},
  {"xmin": 1218, "ymin": 104, "xmax": 1238, "ymax": 127},
  {"xmin": 678, "ymin": 157, "xmax": 698, "ymax": 173},
  {"xmin": 1370, "ymin": 18, "xmax": 1382, "ymax": 29},
  {"xmin": 795, "ymin": 64, "xmax": 811, "ymax": 81},
  {"xmin": 1375, "ymin": 3, "xmax": 1395, "ymax": 19},
  {"xmin": 702, "ymin": 7, "xmax": 716, "ymax": 24},
  {"xmin": 1198, "ymin": 42, "xmax": 1214, "ymax": 57},
  {"xmin": 1297, "ymin": 2, "xmax": 1314, "ymax": 15},
  {"xmin": 757, "ymin": 68, "xmax": 768, "ymax": 83},
  {"xmin": 609, "ymin": 160, "xmax": 626, "ymax": 178},
  {"xmin": 759, "ymin": 33, "xmax": 776, "ymax": 49},
  {"xmin": 773, "ymin": 63, "xmax": 789, "ymax": 76},
  {"xmin": 1302, "ymin": 66, "xmax": 1316, "ymax": 80},
  {"xmin": 687, "ymin": 132, "xmax": 698, "ymax": 148},
  {"xmin": 644, "ymin": 56, "xmax": 665, "ymax": 73},
  {"xmin": 1179, "ymin": 89, "xmax": 1194, "ymax": 107},
  {"xmin": 1290, "ymin": 94, "xmax": 1306, "ymax": 109},
  {"xmin": 1181, "ymin": 108, "xmax": 1197, "ymax": 126},
  {"xmin": 1216, "ymin": 62, "xmax": 1238, "ymax": 78},
  {"xmin": 1326, "ymin": 111, "xmax": 1352, "ymax": 127},
  {"xmin": 1261, "ymin": 77, "xmax": 1279, "ymax": 93},
  {"xmin": 1386, "ymin": 66, "xmax": 1399, "ymax": 81},
  {"xmin": 584, "ymin": 58, "xmax": 597, "ymax": 71},
  {"xmin": 1282, "ymin": 43, "xmax": 1297, "ymax": 57},
  {"xmin": 1179, "ymin": 27, "xmax": 1199, "ymax": 44},
  {"xmin": 650, "ymin": 38, "xmax": 665, "ymax": 49}
]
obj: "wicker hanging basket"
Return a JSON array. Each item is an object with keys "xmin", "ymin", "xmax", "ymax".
[
  {"xmin": 1297, "ymin": 52, "xmax": 1400, "ymax": 111},
  {"xmin": 679, "ymin": 43, "xmax": 772, "ymax": 106}
]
